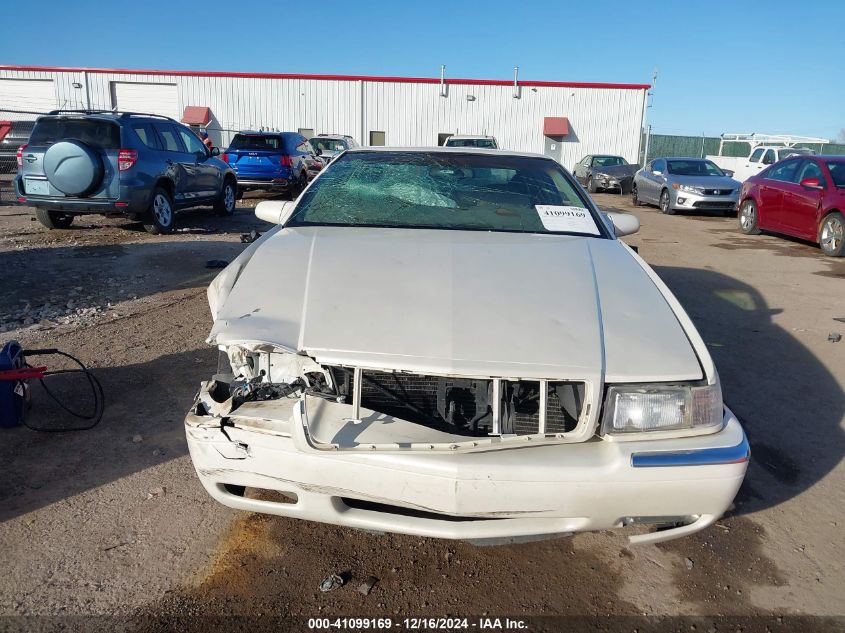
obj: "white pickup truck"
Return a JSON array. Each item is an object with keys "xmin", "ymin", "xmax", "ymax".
[{"xmin": 706, "ymin": 133, "xmax": 827, "ymax": 182}]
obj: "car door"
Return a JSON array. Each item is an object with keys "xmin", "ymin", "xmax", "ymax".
[
  {"xmin": 574, "ymin": 156, "xmax": 589, "ymax": 182},
  {"xmin": 781, "ymin": 159, "xmax": 825, "ymax": 239},
  {"xmin": 742, "ymin": 148, "xmax": 765, "ymax": 182},
  {"xmin": 299, "ymin": 139, "xmax": 322, "ymax": 180},
  {"xmin": 757, "ymin": 158, "xmax": 799, "ymax": 230},
  {"xmin": 644, "ymin": 158, "xmax": 667, "ymax": 203},
  {"xmin": 176, "ymin": 125, "xmax": 220, "ymax": 200},
  {"xmin": 152, "ymin": 121, "xmax": 198, "ymax": 204}
]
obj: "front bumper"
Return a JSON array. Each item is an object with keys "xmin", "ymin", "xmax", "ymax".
[
  {"xmin": 595, "ymin": 175, "xmax": 632, "ymax": 192},
  {"xmin": 671, "ymin": 189, "xmax": 738, "ymax": 211},
  {"xmin": 185, "ymin": 400, "xmax": 748, "ymax": 545}
]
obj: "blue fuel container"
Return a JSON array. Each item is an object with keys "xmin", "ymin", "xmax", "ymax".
[{"xmin": 0, "ymin": 340, "xmax": 26, "ymax": 428}]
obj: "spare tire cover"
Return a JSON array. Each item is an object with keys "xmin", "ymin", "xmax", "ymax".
[{"xmin": 43, "ymin": 140, "xmax": 104, "ymax": 196}]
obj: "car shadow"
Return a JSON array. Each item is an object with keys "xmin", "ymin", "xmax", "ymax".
[
  {"xmin": 0, "ymin": 348, "xmax": 213, "ymax": 522},
  {"xmin": 0, "ymin": 240, "xmax": 249, "ymax": 334},
  {"xmin": 654, "ymin": 266, "xmax": 844, "ymax": 516}
]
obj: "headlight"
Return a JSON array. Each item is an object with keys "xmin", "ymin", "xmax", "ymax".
[
  {"xmin": 679, "ymin": 184, "xmax": 704, "ymax": 194},
  {"xmin": 595, "ymin": 172, "xmax": 610, "ymax": 179},
  {"xmin": 601, "ymin": 382, "xmax": 723, "ymax": 435}
]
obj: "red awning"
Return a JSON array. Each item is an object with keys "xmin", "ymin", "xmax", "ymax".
[
  {"xmin": 181, "ymin": 106, "xmax": 211, "ymax": 126},
  {"xmin": 0, "ymin": 121, "xmax": 12, "ymax": 142},
  {"xmin": 543, "ymin": 117, "xmax": 570, "ymax": 137}
]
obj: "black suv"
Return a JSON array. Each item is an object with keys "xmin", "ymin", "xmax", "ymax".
[{"xmin": 14, "ymin": 110, "xmax": 237, "ymax": 234}]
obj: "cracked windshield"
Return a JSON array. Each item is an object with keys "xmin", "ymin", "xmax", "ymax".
[{"xmin": 288, "ymin": 152, "xmax": 603, "ymax": 235}]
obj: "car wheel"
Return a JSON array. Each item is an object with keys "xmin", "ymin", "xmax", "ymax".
[
  {"xmin": 143, "ymin": 187, "xmax": 176, "ymax": 235},
  {"xmin": 214, "ymin": 179, "xmax": 236, "ymax": 216},
  {"xmin": 291, "ymin": 172, "xmax": 307, "ymax": 199},
  {"xmin": 739, "ymin": 199, "xmax": 761, "ymax": 235},
  {"xmin": 631, "ymin": 184, "xmax": 643, "ymax": 206},
  {"xmin": 659, "ymin": 189, "xmax": 675, "ymax": 215},
  {"xmin": 819, "ymin": 211, "xmax": 845, "ymax": 257},
  {"xmin": 34, "ymin": 209, "xmax": 74, "ymax": 230},
  {"xmin": 587, "ymin": 176, "xmax": 597, "ymax": 193}
]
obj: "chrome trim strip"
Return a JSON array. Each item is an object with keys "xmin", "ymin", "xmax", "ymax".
[
  {"xmin": 630, "ymin": 433, "xmax": 750, "ymax": 468},
  {"xmin": 538, "ymin": 379, "xmax": 547, "ymax": 434}
]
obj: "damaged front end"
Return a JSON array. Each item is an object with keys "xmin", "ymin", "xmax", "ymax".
[{"xmin": 187, "ymin": 343, "xmax": 593, "ymax": 452}]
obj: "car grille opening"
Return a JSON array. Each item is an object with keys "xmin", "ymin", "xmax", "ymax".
[
  {"xmin": 693, "ymin": 200, "xmax": 735, "ymax": 209},
  {"xmin": 328, "ymin": 367, "xmax": 583, "ymax": 437}
]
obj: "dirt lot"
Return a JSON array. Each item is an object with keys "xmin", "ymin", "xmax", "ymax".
[{"xmin": 0, "ymin": 192, "xmax": 843, "ymax": 632}]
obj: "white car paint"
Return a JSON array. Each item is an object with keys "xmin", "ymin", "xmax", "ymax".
[
  {"xmin": 707, "ymin": 145, "xmax": 815, "ymax": 182},
  {"xmin": 187, "ymin": 147, "xmax": 748, "ymax": 544}
]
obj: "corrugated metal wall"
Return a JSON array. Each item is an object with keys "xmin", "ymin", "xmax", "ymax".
[{"xmin": 0, "ymin": 68, "xmax": 646, "ymax": 164}]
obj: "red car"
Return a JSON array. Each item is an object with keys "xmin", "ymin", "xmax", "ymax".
[{"xmin": 737, "ymin": 155, "xmax": 845, "ymax": 257}]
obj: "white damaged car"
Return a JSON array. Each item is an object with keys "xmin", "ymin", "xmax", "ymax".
[{"xmin": 185, "ymin": 148, "xmax": 748, "ymax": 545}]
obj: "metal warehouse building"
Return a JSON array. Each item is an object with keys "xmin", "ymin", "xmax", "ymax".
[{"xmin": 0, "ymin": 65, "xmax": 649, "ymax": 166}]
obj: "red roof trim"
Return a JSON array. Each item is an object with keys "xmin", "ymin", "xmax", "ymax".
[{"xmin": 0, "ymin": 65, "xmax": 650, "ymax": 90}]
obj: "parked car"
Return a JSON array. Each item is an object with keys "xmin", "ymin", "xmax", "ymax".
[
  {"xmin": 737, "ymin": 155, "xmax": 845, "ymax": 257},
  {"xmin": 632, "ymin": 157, "xmax": 741, "ymax": 216},
  {"xmin": 707, "ymin": 140, "xmax": 815, "ymax": 183},
  {"xmin": 14, "ymin": 110, "xmax": 237, "ymax": 234},
  {"xmin": 0, "ymin": 120, "xmax": 35, "ymax": 171},
  {"xmin": 310, "ymin": 134, "xmax": 358, "ymax": 163},
  {"xmin": 186, "ymin": 148, "xmax": 748, "ymax": 545},
  {"xmin": 222, "ymin": 132, "xmax": 324, "ymax": 197},
  {"xmin": 443, "ymin": 134, "xmax": 498, "ymax": 149},
  {"xmin": 573, "ymin": 154, "xmax": 640, "ymax": 194}
]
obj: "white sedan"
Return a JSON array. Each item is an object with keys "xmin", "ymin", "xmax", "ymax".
[{"xmin": 185, "ymin": 148, "xmax": 748, "ymax": 545}]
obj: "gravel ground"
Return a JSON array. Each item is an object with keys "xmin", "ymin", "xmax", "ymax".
[{"xmin": 0, "ymin": 193, "xmax": 843, "ymax": 632}]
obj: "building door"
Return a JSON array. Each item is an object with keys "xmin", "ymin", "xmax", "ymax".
[
  {"xmin": 544, "ymin": 137, "xmax": 562, "ymax": 162},
  {"xmin": 369, "ymin": 131, "xmax": 385, "ymax": 146},
  {"xmin": 111, "ymin": 82, "xmax": 179, "ymax": 119}
]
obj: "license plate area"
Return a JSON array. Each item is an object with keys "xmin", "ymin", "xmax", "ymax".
[{"xmin": 24, "ymin": 178, "xmax": 50, "ymax": 195}]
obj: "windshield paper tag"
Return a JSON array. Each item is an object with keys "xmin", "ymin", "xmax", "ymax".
[{"xmin": 535, "ymin": 205, "xmax": 600, "ymax": 235}]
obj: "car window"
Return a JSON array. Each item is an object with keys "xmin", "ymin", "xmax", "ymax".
[
  {"xmin": 748, "ymin": 148, "xmax": 765, "ymax": 163},
  {"xmin": 131, "ymin": 122, "xmax": 161, "ymax": 150},
  {"xmin": 445, "ymin": 138, "xmax": 497, "ymax": 149},
  {"xmin": 592, "ymin": 156, "xmax": 626, "ymax": 167},
  {"xmin": 177, "ymin": 126, "xmax": 206, "ymax": 154},
  {"xmin": 29, "ymin": 117, "xmax": 121, "ymax": 149},
  {"xmin": 229, "ymin": 134, "xmax": 283, "ymax": 151},
  {"xmin": 796, "ymin": 160, "xmax": 824, "ymax": 184},
  {"xmin": 762, "ymin": 149, "xmax": 776, "ymax": 165},
  {"xmin": 652, "ymin": 159, "xmax": 666, "ymax": 173},
  {"xmin": 826, "ymin": 162, "xmax": 845, "ymax": 188},
  {"xmin": 288, "ymin": 152, "xmax": 607, "ymax": 238},
  {"xmin": 152, "ymin": 123, "xmax": 185, "ymax": 152},
  {"xmin": 765, "ymin": 159, "xmax": 801, "ymax": 183},
  {"xmin": 666, "ymin": 159, "xmax": 724, "ymax": 176},
  {"xmin": 312, "ymin": 138, "xmax": 348, "ymax": 153}
]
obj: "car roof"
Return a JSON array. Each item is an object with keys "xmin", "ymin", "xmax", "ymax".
[
  {"xmin": 346, "ymin": 146, "xmax": 548, "ymax": 159},
  {"xmin": 447, "ymin": 134, "xmax": 496, "ymax": 140},
  {"xmin": 237, "ymin": 130, "xmax": 298, "ymax": 137},
  {"xmin": 659, "ymin": 156, "xmax": 714, "ymax": 161},
  {"xmin": 817, "ymin": 155, "xmax": 845, "ymax": 161}
]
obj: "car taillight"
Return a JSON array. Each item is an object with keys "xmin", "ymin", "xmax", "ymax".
[
  {"xmin": 221, "ymin": 152, "xmax": 229, "ymax": 163},
  {"xmin": 281, "ymin": 155, "xmax": 293, "ymax": 167},
  {"xmin": 16, "ymin": 144, "xmax": 27, "ymax": 167},
  {"xmin": 118, "ymin": 149, "xmax": 138, "ymax": 171}
]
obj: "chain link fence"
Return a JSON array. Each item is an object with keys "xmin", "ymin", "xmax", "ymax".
[{"xmin": 0, "ymin": 110, "xmax": 39, "ymax": 206}]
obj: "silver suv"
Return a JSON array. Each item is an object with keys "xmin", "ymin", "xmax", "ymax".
[{"xmin": 14, "ymin": 110, "xmax": 237, "ymax": 234}]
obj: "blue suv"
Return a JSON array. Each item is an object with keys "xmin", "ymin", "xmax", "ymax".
[
  {"xmin": 15, "ymin": 110, "xmax": 237, "ymax": 234},
  {"xmin": 222, "ymin": 132, "xmax": 324, "ymax": 197}
]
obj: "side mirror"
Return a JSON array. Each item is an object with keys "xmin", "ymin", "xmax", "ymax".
[
  {"xmin": 652, "ymin": 169, "xmax": 662, "ymax": 176},
  {"xmin": 315, "ymin": 147, "xmax": 322, "ymax": 156},
  {"xmin": 799, "ymin": 177, "xmax": 823, "ymax": 190},
  {"xmin": 211, "ymin": 147, "xmax": 220, "ymax": 156},
  {"xmin": 723, "ymin": 169, "xmax": 734, "ymax": 177},
  {"xmin": 255, "ymin": 200, "xmax": 294, "ymax": 224},
  {"xmin": 606, "ymin": 211, "xmax": 640, "ymax": 237}
]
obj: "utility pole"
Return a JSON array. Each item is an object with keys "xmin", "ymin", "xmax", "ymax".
[{"xmin": 639, "ymin": 68, "xmax": 658, "ymax": 164}]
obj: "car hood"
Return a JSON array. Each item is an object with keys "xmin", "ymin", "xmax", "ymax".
[
  {"xmin": 667, "ymin": 175, "xmax": 740, "ymax": 188},
  {"xmin": 594, "ymin": 164, "xmax": 640, "ymax": 178},
  {"xmin": 209, "ymin": 226, "xmax": 702, "ymax": 383}
]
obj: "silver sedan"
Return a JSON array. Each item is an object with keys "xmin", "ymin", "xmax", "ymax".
[{"xmin": 632, "ymin": 157, "xmax": 741, "ymax": 216}]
